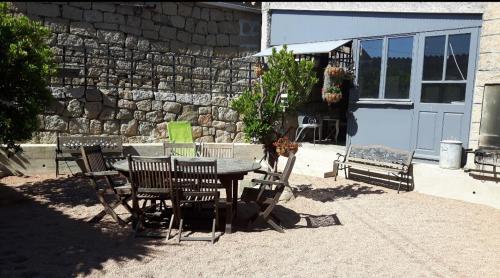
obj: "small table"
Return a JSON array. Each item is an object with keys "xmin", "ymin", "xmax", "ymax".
[{"xmin": 112, "ymin": 157, "xmax": 261, "ymax": 234}]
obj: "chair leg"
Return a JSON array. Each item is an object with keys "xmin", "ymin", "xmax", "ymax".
[
  {"xmin": 177, "ymin": 218, "xmax": 183, "ymax": 243},
  {"xmin": 266, "ymin": 218, "xmax": 284, "ymax": 233},
  {"xmin": 166, "ymin": 213, "xmax": 175, "ymax": 242},
  {"xmin": 96, "ymin": 191, "xmax": 127, "ymax": 226},
  {"xmin": 55, "ymin": 159, "xmax": 59, "ymax": 177},
  {"xmin": 398, "ymin": 174, "xmax": 402, "ymax": 194},
  {"xmin": 211, "ymin": 218, "xmax": 216, "ymax": 244}
]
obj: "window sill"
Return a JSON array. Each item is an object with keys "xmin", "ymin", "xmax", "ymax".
[{"xmin": 352, "ymin": 100, "xmax": 414, "ymax": 106}]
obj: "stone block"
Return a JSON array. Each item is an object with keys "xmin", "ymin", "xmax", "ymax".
[
  {"xmin": 117, "ymin": 109, "xmax": 133, "ymax": 120},
  {"xmin": 215, "ymin": 130, "xmax": 232, "ymax": 143},
  {"xmin": 51, "ymin": 87, "xmax": 67, "ymax": 99},
  {"xmin": 206, "ymin": 35, "xmax": 216, "ymax": 46},
  {"xmin": 45, "ymin": 18, "xmax": 69, "ymax": 33},
  {"xmin": 197, "ymin": 136, "xmax": 215, "ymax": 143},
  {"xmin": 201, "ymin": 8, "xmax": 210, "ymax": 21},
  {"xmin": 178, "ymin": 4, "xmax": 192, "ymax": 17},
  {"xmin": 192, "ymin": 7, "xmax": 201, "ymax": 19},
  {"xmin": 45, "ymin": 115, "xmax": 68, "ymax": 131},
  {"xmin": 69, "ymin": 118, "xmax": 89, "ymax": 134},
  {"xmin": 216, "ymin": 34, "xmax": 229, "ymax": 46},
  {"xmin": 163, "ymin": 102, "xmax": 182, "ymax": 114},
  {"xmin": 212, "ymin": 96, "xmax": 228, "ymax": 107},
  {"xmin": 125, "ymin": 35, "xmax": 138, "ymax": 49},
  {"xmin": 97, "ymin": 30, "xmax": 125, "ymax": 44},
  {"xmin": 65, "ymin": 99, "xmax": 83, "ymax": 117},
  {"xmin": 152, "ymin": 14, "xmax": 170, "ymax": 24},
  {"xmin": 94, "ymin": 23, "xmax": 117, "ymax": 30},
  {"xmin": 121, "ymin": 119, "xmax": 138, "ymax": 136},
  {"xmin": 198, "ymin": 114, "xmax": 212, "ymax": 126},
  {"xmin": 92, "ymin": 2, "xmax": 115, "ymax": 13},
  {"xmin": 134, "ymin": 111, "xmax": 146, "ymax": 121},
  {"xmin": 192, "ymin": 34, "xmax": 206, "ymax": 45},
  {"xmin": 118, "ymin": 99, "xmax": 136, "ymax": 109},
  {"xmin": 67, "ymin": 87, "xmax": 85, "ymax": 99},
  {"xmin": 164, "ymin": 113, "xmax": 177, "ymax": 122},
  {"xmin": 103, "ymin": 121, "xmax": 120, "ymax": 135},
  {"xmin": 116, "ymin": 5, "xmax": 134, "ymax": 15},
  {"xmin": 199, "ymin": 106, "xmax": 211, "ymax": 114},
  {"xmin": 176, "ymin": 93, "xmax": 193, "ymax": 104},
  {"xmin": 170, "ymin": 15, "xmax": 185, "ymax": 29},
  {"xmin": 185, "ymin": 18, "xmax": 195, "ymax": 33},
  {"xmin": 178, "ymin": 111, "xmax": 198, "ymax": 125},
  {"xmin": 70, "ymin": 22, "xmax": 96, "ymax": 37},
  {"xmin": 127, "ymin": 16, "xmax": 141, "ymax": 27},
  {"xmin": 138, "ymin": 39, "xmax": 150, "ymax": 51},
  {"xmin": 212, "ymin": 120, "xmax": 225, "ymax": 129},
  {"xmin": 225, "ymin": 11, "xmax": 233, "ymax": 21},
  {"xmin": 120, "ymin": 25, "xmax": 141, "ymax": 36},
  {"xmin": 143, "ymin": 30, "xmax": 159, "ymax": 40},
  {"xmin": 58, "ymin": 34, "xmax": 83, "ymax": 47},
  {"xmin": 192, "ymin": 126, "xmax": 203, "ymax": 139},
  {"xmin": 218, "ymin": 21, "xmax": 239, "ymax": 34},
  {"xmin": 86, "ymin": 89, "xmax": 102, "ymax": 101},
  {"xmin": 159, "ymin": 26, "xmax": 176, "ymax": 40},
  {"xmin": 84, "ymin": 10, "xmax": 103, "ymax": 22},
  {"xmin": 100, "ymin": 108, "xmax": 115, "ymax": 120},
  {"xmin": 132, "ymin": 90, "xmax": 154, "ymax": 101},
  {"xmin": 27, "ymin": 3, "xmax": 60, "ymax": 17},
  {"xmin": 208, "ymin": 21, "xmax": 218, "ymax": 34},
  {"xmin": 154, "ymin": 92, "xmax": 176, "ymax": 101},
  {"xmin": 89, "ymin": 120, "xmax": 102, "ymax": 134},
  {"xmin": 70, "ymin": 2, "xmax": 91, "ymax": 9},
  {"xmin": 233, "ymin": 132, "xmax": 246, "ymax": 143},
  {"xmin": 236, "ymin": 121, "xmax": 245, "ymax": 132},
  {"xmin": 162, "ymin": 2, "xmax": 177, "ymax": 15},
  {"xmin": 139, "ymin": 121, "xmax": 155, "ymax": 135},
  {"xmin": 136, "ymin": 100, "xmax": 152, "ymax": 111},
  {"xmin": 210, "ymin": 9, "xmax": 224, "ymax": 21},
  {"xmin": 177, "ymin": 31, "xmax": 191, "ymax": 43},
  {"xmin": 63, "ymin": 5, "xmax": 82, "ymax": 21},
  {"xmin": 146, "ymin": 111, "xmax": 164, "ymax": 123},
  {"xmin": 218, "ymin": 107, "xmax": 238, "ymax": 122},
  {"xmin": 193, "ymin": 93, "xmax": 211, "ymax": 105},
  {"xmin": 85, "ymin": 102, "xmax": 102, "ymax": 119},
  {"xmin": 141, "ymin": 19, "xmax": 157, "ymax": 31},
  {"xmin": 104, "ymin": 12, "xmax": 125, "ymax": 24},
  {"xmin": 195, "ymin": 21, "xmax": 208, "ymax": 34}
]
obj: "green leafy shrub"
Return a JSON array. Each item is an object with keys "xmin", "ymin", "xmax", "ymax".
[
  {"xmin": 0, "ymin": 3, "xmax": 55, "ymax": 154},
  {"xmin": 231, "ymin": 46, "xmax": 318, "ymax": 145}
]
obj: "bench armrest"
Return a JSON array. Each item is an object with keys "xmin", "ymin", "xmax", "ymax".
[
  {"xmin": 335, "ymin": 153, "xmax": 346, "ymax": 162},
  {"xmin": 85, "ymin": 170, "xmax": 121, "ymax": 177}
]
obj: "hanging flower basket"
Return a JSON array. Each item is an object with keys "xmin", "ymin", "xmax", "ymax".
[
  {"xmin": 326, "ymin": 65, "xmax": 345, "ymax": 79},
  {"xmin": 322, "ymin": 85, "xmax": 342, "ymax": 104},
  {"xmin": 273, "ymin": 137, "xmax": 301, "ymax": 157}
]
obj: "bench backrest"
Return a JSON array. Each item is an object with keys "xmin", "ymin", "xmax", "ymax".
[
  {"xmin": 346, "ymin": 144, "xmax": 414, "ymax": 169},
  {"xmin": 57, "ymin": 135, "xmax": 123, "ymax": 155}
]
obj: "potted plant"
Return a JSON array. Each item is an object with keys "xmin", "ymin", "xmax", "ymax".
[
  {"xmin": 273, "ymin": 136, "xmax": 301, "ymax": 157},
  {"xmin": 231, "ymin": 46, "xmax": 318, "ymax": 168}
]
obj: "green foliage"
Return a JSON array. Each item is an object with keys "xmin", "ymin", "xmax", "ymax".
[
  {"xmin": 0, "ymin": 3, "xmax": 55, "ymax": 154},
  {"xmin": 231, "ymin": 46, "xmax": 318, "ymax": 145}
]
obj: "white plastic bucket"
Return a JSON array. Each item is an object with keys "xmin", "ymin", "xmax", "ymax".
[{"xmin": 439, "ymin": 140, "xmax": 462, "ymax": 169}]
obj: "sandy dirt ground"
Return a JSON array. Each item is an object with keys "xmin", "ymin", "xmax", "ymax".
[{"xmin": 1, "ymin": 173, "xmax": 499, "ymax": 277}]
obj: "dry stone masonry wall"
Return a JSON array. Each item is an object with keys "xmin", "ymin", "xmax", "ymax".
[{"xmin": 10, "ymin": 2, "xmax": 261, "ymax": 143}]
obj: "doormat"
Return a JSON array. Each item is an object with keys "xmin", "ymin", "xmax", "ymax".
[{"xmin": 305, "ymin": 214, "xmax": 342, "ymax": 228}]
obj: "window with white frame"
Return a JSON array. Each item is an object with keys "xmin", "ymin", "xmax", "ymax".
[{"xmin": 357, "ymin": 36, "xmax": 414, "ymax": 100}]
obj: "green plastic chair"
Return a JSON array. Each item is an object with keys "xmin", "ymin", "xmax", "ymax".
[{"xmin": 167, "ymin": 121, "xmax": 194, "ymax": 143}]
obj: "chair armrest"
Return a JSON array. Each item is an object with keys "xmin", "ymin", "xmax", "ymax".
[
  {"xmin": 251, "ymin": 179, "xmax": 284, "ymax": 186},
  {"xmin": 85, "ymin": 170, "xmax": 121, "ymax": 177},
  {"xmin": 335, "ymin": 153, "xmax": 346, "ymax": 162},
  {"xmin": 254, "ymin": 169, "xmax": 282, "ymax": 177}
]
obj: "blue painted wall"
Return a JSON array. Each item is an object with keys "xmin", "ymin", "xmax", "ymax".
[{"xmin": 271, "ymin": 10, "xmax": 482, "ymax": 45}]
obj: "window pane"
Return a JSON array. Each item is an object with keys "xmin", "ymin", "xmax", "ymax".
[
  {"xmin": 421, "ymin": 83, "xmax": 466, "ymax": 103},
  {"xmin": 422, "ymin": 35, "xmax": 445, "ymax": 80},
  {"xmin": 385, "ymin": 37, "xmax": 413, "ymax": 99},
  {"xmin": 358, "ymin": 39, "xmax": 382, "ymax": 98},
  {"xmin": 445, "ymin": 33, "xmax": 470, "ymax": 80}
]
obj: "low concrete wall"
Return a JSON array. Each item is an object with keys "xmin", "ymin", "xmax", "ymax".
[{"xmin": 0, "ymin": 143, "xmax": 265, "ymax": 177}]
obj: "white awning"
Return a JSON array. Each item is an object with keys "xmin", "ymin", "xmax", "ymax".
[{"xmin": 253, "ymin": 39, "xmax": 351, "ymax": 57}]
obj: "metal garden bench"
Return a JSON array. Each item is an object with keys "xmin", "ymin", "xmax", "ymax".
[{"xmin": 326, "ymin": 144, "xmax": 414, "ymax": 193}]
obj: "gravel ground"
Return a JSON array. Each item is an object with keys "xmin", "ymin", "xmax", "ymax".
[{"xmin": 0, "ymin": 173, "xmax": 499, "ymax": 277}]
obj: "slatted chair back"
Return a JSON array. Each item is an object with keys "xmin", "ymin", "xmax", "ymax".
[
  {"xmin": 163, "ymin": 142, "xmax": 197, "ymax": 157},
  {"xmin": 201, "ymin": 143, "xmax": 234, "ymax": 158},
  {"xmin": 173, "ymin": 159, "xmax": 219, "ymax": 194},
  {"xmin": 81, "ymin": 145, "xmax": 108, "ymax": 173},
  {"xmin": 127, "ymin": 155, "xmax": 172, "ymax": 195}
]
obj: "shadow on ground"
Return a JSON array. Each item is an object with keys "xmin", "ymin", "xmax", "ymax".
[
  {"xmin": 292, "ymin": 183, "xmax": 386, "ymax": 203},
  {"xmin": 0, "ymin": 178, "xmax": 154, "ymax": 277}
]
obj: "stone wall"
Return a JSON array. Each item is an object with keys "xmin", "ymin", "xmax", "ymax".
[
  {"xmin": 469, "ymin": 2, "xmax": 500, "ymax": 149},
  {"xmin": 9, "ymin": 2, "xmax": 261, "ymax": 143}
]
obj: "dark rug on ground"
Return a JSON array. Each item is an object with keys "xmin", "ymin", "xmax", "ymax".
[{"xmin": 292, "ymin": 183, "xmax": 385, "ymax": 202}]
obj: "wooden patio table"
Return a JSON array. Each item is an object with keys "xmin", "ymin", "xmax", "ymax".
[{"xmin": 112, "ymin": 157, "xmax": 261, "ymax": 234}]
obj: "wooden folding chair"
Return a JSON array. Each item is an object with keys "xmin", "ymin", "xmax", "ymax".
[
  {"xmin": 81, "ymin": 146, "xmax": 132, "ymax": 226},
  {"xmin": 241, "ymin": 153, "xmax": 296, "ymax": 233},
  {"xmin": 127, "ymin": 155, "xmax": 172, "ymax": 235},
  {"xmin": 167, "ymin": 159, "xmax": 221, "ymax": 244},
  {"xmin": 163, "ymin": 142, "xmax": 198, "ymax": 157},
  {"xmin": 200, "ymin": 143, "xmax": 234, "ymax": 158}
]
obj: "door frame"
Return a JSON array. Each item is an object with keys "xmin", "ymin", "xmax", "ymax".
[{"xmin": 410, "ymin": 27, "xmax": 480, "ymax": 160}]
